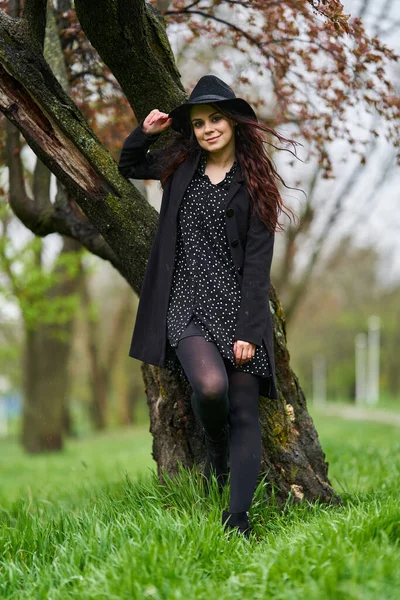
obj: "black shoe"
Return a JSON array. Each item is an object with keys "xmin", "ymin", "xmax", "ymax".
[
  {"xmin": 222, "ymin": 510, "xmax": 252, "ymax": 539},
  {"xmin": 204, "ymin": 426, "xmax": 229, "ymax": 492}
]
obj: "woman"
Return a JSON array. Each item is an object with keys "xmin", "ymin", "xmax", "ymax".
[{"xmin": 118, "ymin": 75, "xmax": 297, "ymax": 538}]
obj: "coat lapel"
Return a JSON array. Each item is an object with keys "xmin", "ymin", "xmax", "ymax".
[
  {"xmin": 222, "ymin": 165, "xmax": 245, "ymax": 211},
  {"xmin": 169, "ymin": 151, "xmax": 202, "ymax": 221},
  {"xmin": 170, "ymin": 151, "xmax": 245, "ymax": 220}
]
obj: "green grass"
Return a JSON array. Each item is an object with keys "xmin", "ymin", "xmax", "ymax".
[
  {"xmin": 0, "ymin": 426, "xmax": 154, "ymax": 509},
  {"xmin": 312, "ymin": 395, "xmax": 400, "ymax": 414},
  {"xmin": 1, "ymin": 416, "xmax": 399, "ymax": 599}
]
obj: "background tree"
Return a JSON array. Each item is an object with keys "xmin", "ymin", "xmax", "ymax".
[
  {"xmin": 287, "ymin": 234, "xmax": 400, "ymax": 405},
  {"xmin": 0, "ymin": 205, "xmax": 82, "ymax": 451},
  {"xmin": 1, "ymin": 0, "xmax": 86, "ymax": 452},
  {"xmin": 79, "ymin": 264, "xmax": 139, "ymax": 430},
  {"xmin": 0, "ymin": 0, "xmax": 398, "ymax": 503}
]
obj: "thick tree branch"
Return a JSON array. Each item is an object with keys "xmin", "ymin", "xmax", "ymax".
[
  {"xmin": 0, "ymin": 12, "xmax": 159, "ymax": 287},
  {"xmin": 74, "ymin": 0, "xmax": 186, "ymax": 123},
  {"xmin": 5, "ymin": 95, "xmax": 120, "ymax": 269},
  {"xmin": 3, "ymin": 7, "xmax": 121, "ymax": 270},
  {"xmin": 53, "ymin": 190, "xmax": 122, "ymax": 269},
  {"xmin": 22, "ymin": 0, "xmax": 47, "ymax": 50}
]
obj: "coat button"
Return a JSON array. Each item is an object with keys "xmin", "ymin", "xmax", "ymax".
[
  {"xmin": 226, "ymin": 208, "xmax": 234, "ymax": 217},
  {"xmin": 231, "ymin": 239, "xmax": 239, "ymax": 247}
]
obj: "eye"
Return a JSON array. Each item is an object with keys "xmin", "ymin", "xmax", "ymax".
[{"xmin": 193, "ymin": 115, "xmax": 222, "ymax": 128}]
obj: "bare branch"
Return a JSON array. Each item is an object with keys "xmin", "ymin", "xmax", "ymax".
[
  {"xmin": 33, "ymin": 157, "xmax": 52, "ymax": 211},
  {"xmin": 164, "ymin": 8, "xmax": 268, "ymax": 54},
  {"xmin": 5, "ymin": 119, "xmax": 32, "ymax": 222},
  {"xmin": 4, "ymin": 95, "xmax": 121, "ymax": 271},
  {"xmin": 275, "ymin": 165, "xmax": 320, "ymax": 293},
  {"xmin": 106, "ymin": 285, "xmax": 134, "ymax": 370},
  {"xmin": 284, "ymin": 139, "xmax": 380, "ymax": 322}
]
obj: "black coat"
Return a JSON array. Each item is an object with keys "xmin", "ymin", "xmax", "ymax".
[{"xmin": 118, "ymin": 123, "xmax": 278, "ymax": 399}]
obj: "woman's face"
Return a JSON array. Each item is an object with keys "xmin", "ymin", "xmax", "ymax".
[{"xmin": 189, "ymin": 104, "xmax": 236, "ymax": 153}]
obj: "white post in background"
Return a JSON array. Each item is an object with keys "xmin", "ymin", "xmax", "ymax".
[
  {"xmin": 355, "ymin": 333, "xmax": 367, "ymax": 405},
  {"xmin": 312, "ymin": 354, "xmax": 327, "ymax": 406},
  {"xmin": 366, "ymin": 315, "xmax": 381, "ymax": 406}
]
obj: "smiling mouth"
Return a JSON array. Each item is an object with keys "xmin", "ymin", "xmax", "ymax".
[{"xmin": 206, "ymin": 136, "xmax": 220, "ymax": 142}]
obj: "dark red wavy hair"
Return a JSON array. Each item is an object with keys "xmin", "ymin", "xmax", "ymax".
[{"xmin": 158, "ymin": 102, "xmax": 300, "ymax": 232}]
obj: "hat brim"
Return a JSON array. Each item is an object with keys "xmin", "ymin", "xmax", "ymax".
[{"xmin": 168, "ymin": 98, "xmax": 257, "ymax": 135}]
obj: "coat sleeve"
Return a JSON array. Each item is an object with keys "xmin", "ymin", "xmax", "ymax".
[
  {"xmin": 234, "ymin": 209, "xmax": 275, "ymax": 347},
  {"xmin": 118, "ymin": 119, "xmax": 167, "ymax": 180}
]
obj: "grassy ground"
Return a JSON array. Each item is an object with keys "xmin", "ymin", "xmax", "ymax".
[{"xmin": 1, "ymin": 414, "xmax": 399, "ymax": 599}]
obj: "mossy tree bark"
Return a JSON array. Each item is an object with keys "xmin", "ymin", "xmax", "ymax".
[{"xmin": 0, "ymin": 2, "xmax": 341, "ymax": 504}]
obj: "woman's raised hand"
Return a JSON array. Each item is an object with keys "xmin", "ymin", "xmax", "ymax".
[{"xmin": 142, "ymin": 110, "xmax": 173, "ymax": 136}]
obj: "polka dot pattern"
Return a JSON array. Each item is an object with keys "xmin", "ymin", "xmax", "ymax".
[{"xmin": 164, "ymin": 150, "xmax": 271, "ymax": 379}]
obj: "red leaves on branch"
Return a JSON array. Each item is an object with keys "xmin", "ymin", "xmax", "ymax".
[
  {"xmin": 1, "ymin": 1, "xmax": 397, "ymax": 175},
  {"xmin": 157, "ymin": 0, "xmax": 400, "ymax": 175}
]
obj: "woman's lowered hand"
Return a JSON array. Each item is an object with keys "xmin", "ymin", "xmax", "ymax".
[
  {"xmin": 233, "ymin": 340, "xmax": 256, "ymax": 366},
  {"xmin": 142, "ymin": 109, "xmax": 173, "ymax": 136}
]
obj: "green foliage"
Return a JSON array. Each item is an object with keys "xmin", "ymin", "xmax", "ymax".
[
  {"xmin": 21, "ymin": 289, "xmax": 81, "ymax": 333},
  {"xmin": 0, "ymin": 343, "xmax": 19, "ymax": 363},
  {"xmin": 0, "ymin": 340, "xmax": 20, "ymax": 390},
  {"xmin": 0, "ymin": 418, "xmax": 399, "ymax": 599},
  {"xmin": 0, "ymin": 210, "xmax": 84, "ymax": 335}
]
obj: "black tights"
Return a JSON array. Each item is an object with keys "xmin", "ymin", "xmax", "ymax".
[{"xmin": 175, "ymin": 334, "xmax": 262, "ymax": 513}]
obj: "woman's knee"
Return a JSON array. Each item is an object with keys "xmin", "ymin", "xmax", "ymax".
[
  {"xmin": 192, "ymin": 372, "xmax": 229, "ymax": 404},
  {"xmin": 229, "ymin": 406, "xmax": 260, "ymax": 431}
]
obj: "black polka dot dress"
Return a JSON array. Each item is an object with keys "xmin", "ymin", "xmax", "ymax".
[{"xmin": 164, "ymin": 150, "xmax": 271, "ymax": 379}]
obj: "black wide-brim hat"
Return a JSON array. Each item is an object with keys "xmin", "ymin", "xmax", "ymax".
[{"xmin": 168, "ymin": 74, "xmax": 257, "ymax": 136}]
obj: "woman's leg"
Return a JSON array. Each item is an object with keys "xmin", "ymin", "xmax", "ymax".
[
  {"xmin": 175, "ymin": 335, "xmax": 230, "ymax": 440},
  {"xmin": 226, "ymin": 369, "xmax": 262, "ymax": 513}
]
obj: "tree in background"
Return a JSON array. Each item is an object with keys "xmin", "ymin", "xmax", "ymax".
[
  {"xmin": 0, "ymin": 0, "xmax": 86, "ymax": 452},
  {"xmin": 0, "ymin": 0, "xmax": 398, "ymax": 503},
  {"xmin": 78, "ymin": 264, "xmax": 140, "ymax": 430},
  {"xmin": 288, "ymin": 236, "xmax": 396, "ymax": 401},
  {"xmin": 0, "ymin": 206, "xmax": 82, "ymax": 451}
]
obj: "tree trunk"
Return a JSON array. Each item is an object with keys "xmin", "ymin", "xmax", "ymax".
[
  {"xmin": 79, "ymin": 272, "xmax": 108, "ymax": 430},
  {"xmin": 22, "ymin": 237, "xmax": 82, "ymax": 452},
  {"xmin": 119, "ymin": 368, "xmax": 140, "ymax": 426},
  {"xmin": 22, "ymin": 327, "xmax": 63, "ymax": 452}
]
